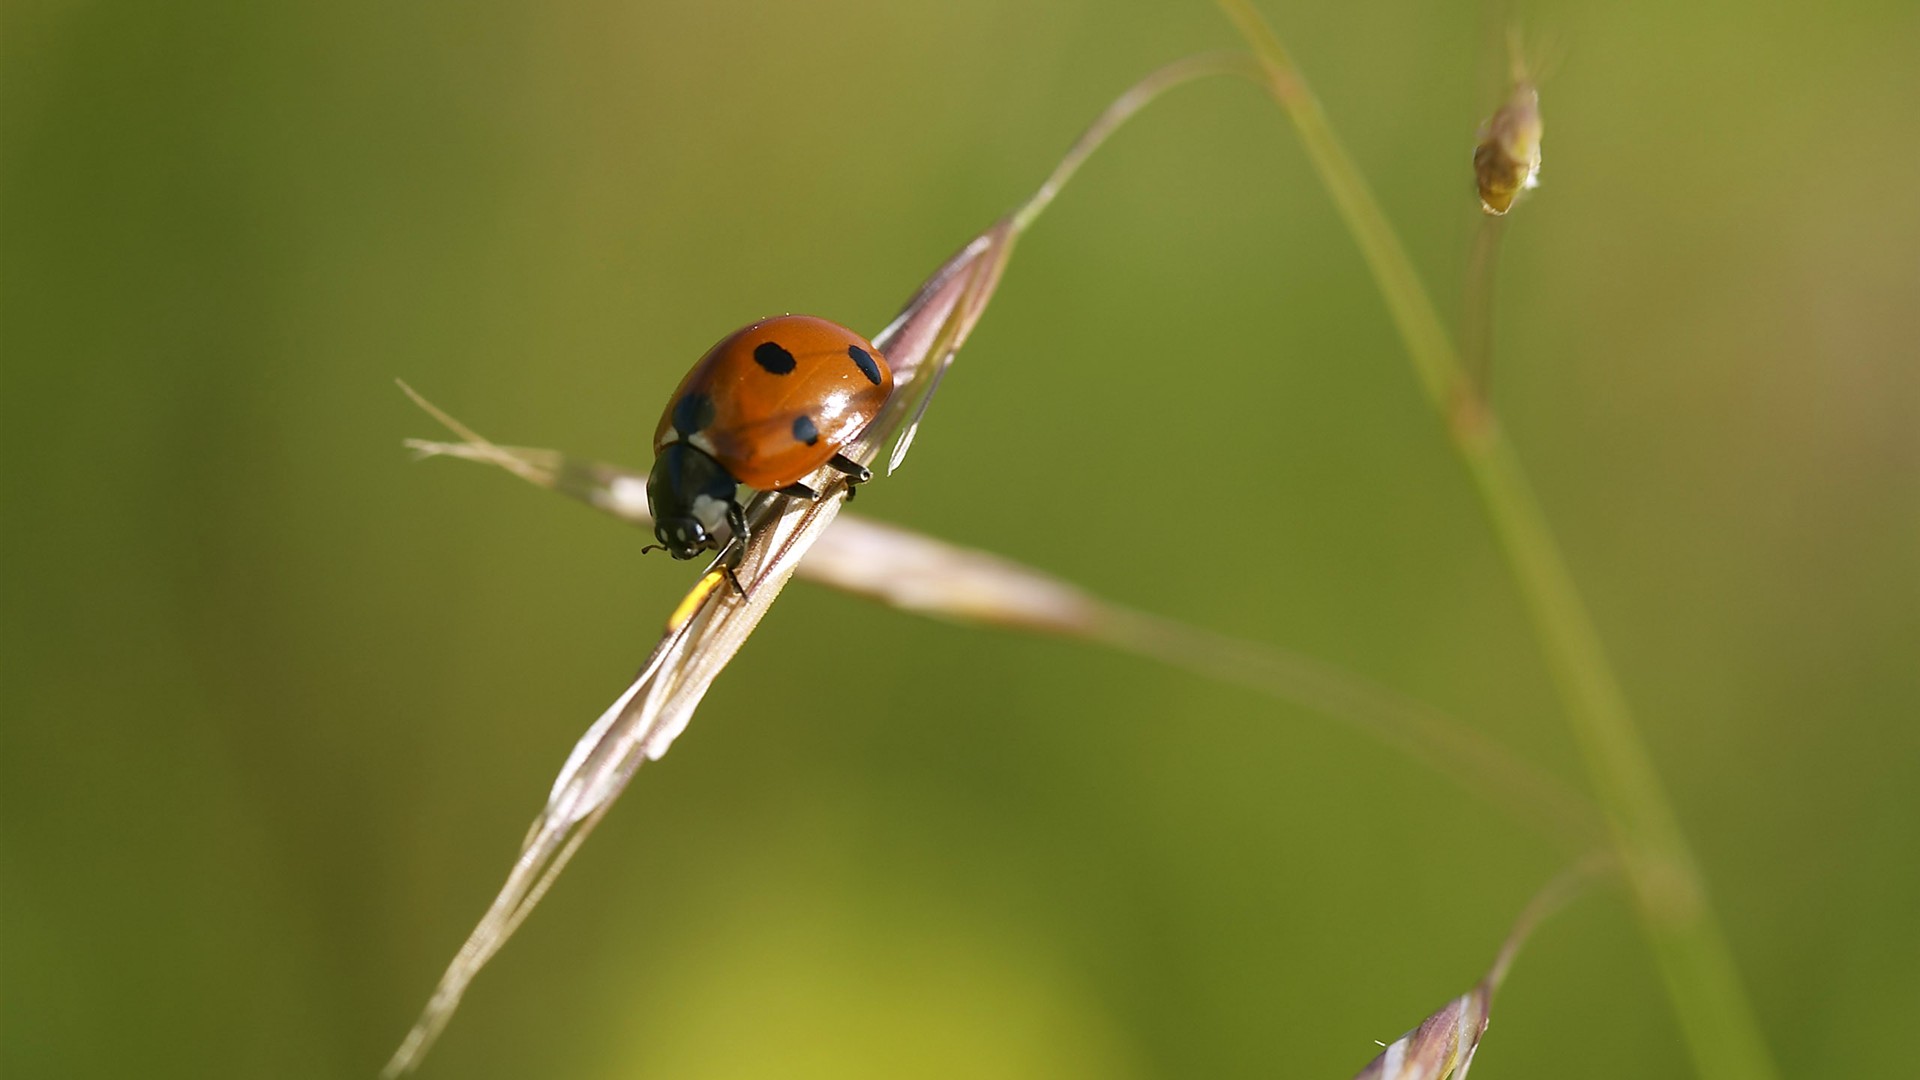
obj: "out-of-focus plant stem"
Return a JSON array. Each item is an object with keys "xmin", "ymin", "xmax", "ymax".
[
  {"xmin": 1218, "ymin": 4, "xmax": 1778, "ymax": 1079},
  {"xmin": 1463, "ymin": 215, "xmax": 1505, "ymax": 404}
]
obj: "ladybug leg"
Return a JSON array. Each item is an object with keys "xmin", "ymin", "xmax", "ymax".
[
  {"xmin": 726, "ymin": 500, "xmax": 752, "ymax": 552},
  {"xmin": 717, "ymin": 500, "xmax": 750, "ymax": 598},
  {"xmin": 825, "ymin": 453, "xmax": 872, "ymax": 501},
  {"xmin": 826, "ymin": 453, "xmax": 872, "ymax": 484},
  {"xmin": 776, "ymin": 481, "xmax": 821, "ymax": 500}
]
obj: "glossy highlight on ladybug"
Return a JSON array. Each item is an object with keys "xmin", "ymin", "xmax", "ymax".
[{"xmin": 646, "ymin": 315, "xmax": 892, "ymax": 561}]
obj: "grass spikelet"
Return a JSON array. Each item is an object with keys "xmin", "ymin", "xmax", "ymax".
[
  {"xmin": 382, "ymin": 53, "xmax": 1250, "ymax": 1077},
  {"xmin": 1472, "ymin": 36, "xmax": 1543, "ymax": 216}
]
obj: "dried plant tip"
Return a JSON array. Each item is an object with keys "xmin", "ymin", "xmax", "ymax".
[
  {"xmin": 1473, "ymin": 77, "xmax": 1542, "ymax": 215},
  {"xmin": 1353, "ymin": 986, "xmax": 1491, "ymax": 1080}
]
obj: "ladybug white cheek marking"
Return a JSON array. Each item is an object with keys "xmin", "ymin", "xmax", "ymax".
[
  {"xmin": 689, "ymin": 493, "xmax": 731, "ymax": 536},
  {"xmin": 606, "ymin": 475, "xmax": 650, "ymax": 518},
  {"xmin": 686, "ymin": 431, "xmax": 720, "ymax": 457}
]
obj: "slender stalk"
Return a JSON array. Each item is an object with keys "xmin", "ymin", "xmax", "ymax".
[
  {"xmin": 1484, "ymin": 851, "xmax": 1613, "ymax": 995},
  {"xmin": 1462, "ymin": 215, "xmax": 1505, "ymax": 403},
  {"xmin": 1218, "ymin": 4, "xmax": 1778, "ymax": 1078},
  {"xmin": 1011, "ymin": 51, "xmax": 1261, "ymax": 233}
]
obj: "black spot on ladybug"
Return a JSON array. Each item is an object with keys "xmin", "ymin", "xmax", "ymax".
[
  {"xmin": 792, "ymin": 414, "xmax": 820, "ymax": 446},
  {"xmin": 753, "ymin": 341, "xmax": 797, "ymax": 375},
  {"xmin": 848, "ymin": 345, "xmax": 882, "ymax": 385},
  {"xmin": 671, "ymin": 390, "xmax": 716, "ymax": 436}
]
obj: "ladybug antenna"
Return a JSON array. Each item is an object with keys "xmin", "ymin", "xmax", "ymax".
[{"xmin": 640, "ymin": 543, "xmax": 667, "ymax": 556}]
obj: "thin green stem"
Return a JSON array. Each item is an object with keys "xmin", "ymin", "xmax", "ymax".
[
  {"xmin": 1218, "ymin": 4, "xmax": 1778, "ymax": 1079},
  {"xmin": 1486, "ymin": 851, "xmax": 1613, "ymax": 995},
  {"xmin": 1011, "ymin": 50, "xmax": 1260, "ymax": 233}
]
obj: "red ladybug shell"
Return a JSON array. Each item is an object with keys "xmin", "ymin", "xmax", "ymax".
[{"xmin": 653, "ymin": 315, "xmax": 893, "ymax": 491}]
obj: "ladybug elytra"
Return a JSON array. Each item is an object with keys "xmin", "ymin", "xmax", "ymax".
[{"xmin": 646, "ymin": 314, "xmax": 893, "ymax": 561}]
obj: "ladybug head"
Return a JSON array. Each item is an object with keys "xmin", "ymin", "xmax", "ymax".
[
  {"xmin": 652, "ymin": 516, "xmax": 711, "ymax": 560},
  {"xmin": 646, "ymin": 442, "xmax": 736, "ymax": 560}
]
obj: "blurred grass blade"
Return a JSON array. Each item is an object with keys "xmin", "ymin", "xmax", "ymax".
[
  {"xmin": 407, "ymin": 421, "xmax": 1599, "ymax": 849},
  {"xmin": 1461, "ymin": 215, "xmax": 1504, "ymax": 405},
  {"xmin": 383, "ymin": 53, "xmax": 1249, "ymax": 1077},
  {"xmin": 1352, "ymin": 859, "xmax": 1601, "ymax": 1080},
  {"xmin": 1218, "ymin": 4, "xmax": 1779, "ymax": 1078}
]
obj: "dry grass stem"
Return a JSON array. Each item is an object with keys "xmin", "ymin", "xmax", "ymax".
[
  {"xmin": 404, "ymin": 422, "xmax": 1600, "ymax": 847},
  {"xmin": 384, "ymin": 53, "xmax": 1250, "ymax": 1076}
]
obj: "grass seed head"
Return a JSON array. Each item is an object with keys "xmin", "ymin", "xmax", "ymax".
[
  {"xmin": 1353, "ymin": 985, "xmax": 1492, "ymax": 1080},
  {"xmin": 1473, "ymin": 78, "xmax": 1542, "ymax": 215}
]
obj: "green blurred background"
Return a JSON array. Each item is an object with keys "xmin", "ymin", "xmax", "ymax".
[{"xmin": 5, "ymin": 1, "xmax": 1915, "ymax": 1077}]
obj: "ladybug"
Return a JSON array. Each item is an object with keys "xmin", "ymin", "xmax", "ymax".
[{"xmin": 646, "ymin": 314, "xmax": 892, "ymax": 561}]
